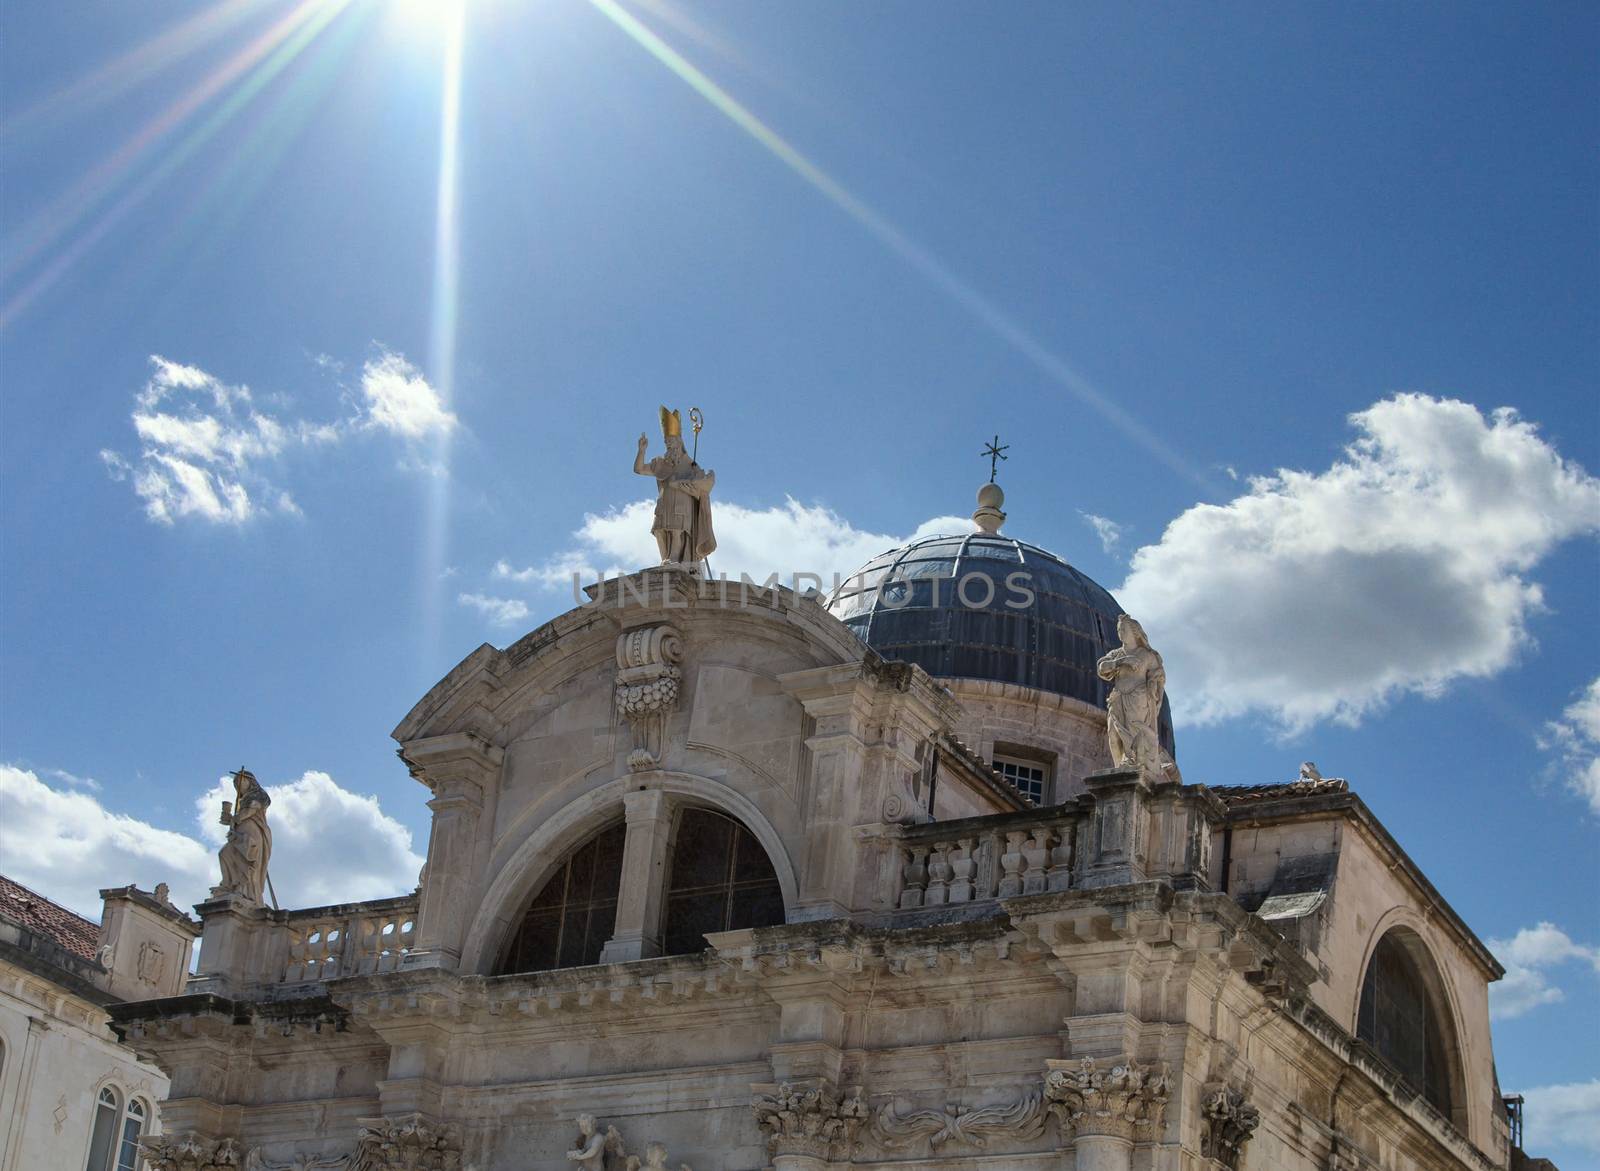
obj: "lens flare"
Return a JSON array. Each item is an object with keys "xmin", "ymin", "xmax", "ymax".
[
  {"xmin": 1, "ymin": 0, "xmax": 352, "ymax": 329},
  {"xmin": 584, "ymin": 0, "xmax": 1206, "ymax": 488},
  {"xmin": 419, "ymin": 0, "xmax": 468, "ymax": 669}
]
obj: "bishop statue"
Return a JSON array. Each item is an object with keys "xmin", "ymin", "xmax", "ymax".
[{"xmin": 634, "ymin": 406, "xmax": 716, "ymax": 566}]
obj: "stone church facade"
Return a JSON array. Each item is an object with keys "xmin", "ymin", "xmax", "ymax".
[{"xmin": 111, "ymin": 472, "xmax": 1538, "ymax": 1171}]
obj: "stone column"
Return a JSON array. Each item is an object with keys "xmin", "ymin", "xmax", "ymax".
[
  {"xmin": 1044, "ymin": 1057, "xmax": 1170, "ymax": 1171},
  {"xmin": 399, "ymin": 731, "xmax": 504, "ymax": 972},
  {"xmin": 599, "ymin": 788, "xmax": 676, "ymax": 963}
]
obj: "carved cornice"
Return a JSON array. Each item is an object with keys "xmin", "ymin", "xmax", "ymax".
[
  {"xmin": 869, "ymin": 1090, "xmax": 1046, "ymax": 1151},
  {"xmin": 351, "ymin": 1114, "xmax": 462, "ymax": 1171},
  {"xmin": 1201, "ymin": 1083, "xmax": 1262, "ymax": 1169},
  {"xmin": 140, "ymin": 1135, "xmax": 243, "ymax": 1171},
  {"xmin": 1043, "ymin": 1057, "xmax": 1171, "ymax": 1141},
  {"xmin": 751, "ymin": 1081, "xmax": 867, "ymax": 1159}
]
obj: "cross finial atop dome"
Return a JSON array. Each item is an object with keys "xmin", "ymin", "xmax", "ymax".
[{"xmin": 974, "ymin": 435, "xmax": 1008, "ymax": 533}]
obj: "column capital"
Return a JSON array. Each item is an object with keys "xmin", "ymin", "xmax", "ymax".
[
  {"xmin": 1043, "ymin": 1056, "xmax": 1170, "ymax": 1142},
  {"xmin": 397, "ymin": 732, "xmax": 503, "ymax": 795},
  {"xmin": 751, "ymin": 1079, "xmax": 867, "ymax": 1162},
  {"xmin": 1200, "ymin": 1082, "xmax": 1262, "ymax": 1169}
]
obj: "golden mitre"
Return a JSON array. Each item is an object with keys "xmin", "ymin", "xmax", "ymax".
[{"xmin": 659, "ymin": 405, "xmax": 683, "ymax": 438}]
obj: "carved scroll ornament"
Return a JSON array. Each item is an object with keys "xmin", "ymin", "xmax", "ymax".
[{"xmin": 615, "ymin": 624, "xmax": 684, "ymax": 772}]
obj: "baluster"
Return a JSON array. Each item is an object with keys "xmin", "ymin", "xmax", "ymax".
[
  {"xmin": 1047, "ymin": 821, "xmax": 1075, "ymax": 891},
  {"xmin": 976, "ymin": 832, "xmax": 999, "ymax": 899},
  {"xmin": 997, "ymin": 831, "xmax": 1028, "ymax": 897},
  {"xmin": 899, "ymin": 845, "xmax": 930, "ymax": 909},
  {"xmin": 925, "ymin": 841, "xmax": 954, "ymax": 905},
  {"xmin": 1022, "ymin": 828, "xmax": 1051, "ymax": 895},
  {"xmin": 948, "ymin": 838, "xmax": 976, "ymax": 902}
]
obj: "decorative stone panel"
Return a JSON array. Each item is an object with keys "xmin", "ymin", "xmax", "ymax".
[
  {"xmin": 869, "ymin": 1089, "xmax": 1046, "ymax": 1151},
  {"xmin": 1043, "ymin": 1056, "xmax": 1171, "ymax": 1140}
]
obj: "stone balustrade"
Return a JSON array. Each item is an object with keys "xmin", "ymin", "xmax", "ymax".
[
  {"xmin": 892, "ymin": 802, "xmax": 1090, "ymax": 910},
  {"xmin": 279, "ymin": 896, "xmax": 418, "ymax": 983}
]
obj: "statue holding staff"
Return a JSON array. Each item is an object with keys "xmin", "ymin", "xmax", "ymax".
[{"xmin": 634, "ymin": 406, "xmax": 716, "ymax": 567}]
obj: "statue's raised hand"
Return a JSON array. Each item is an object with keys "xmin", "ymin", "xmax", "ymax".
[{"xmin": 637, "ymin": 433, "xmax": 649, "ymax": 451}]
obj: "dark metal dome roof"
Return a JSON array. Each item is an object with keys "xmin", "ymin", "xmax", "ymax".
[{"xmin": 827, "ymin": 532, "xmax": 1174, "ymax": 753}]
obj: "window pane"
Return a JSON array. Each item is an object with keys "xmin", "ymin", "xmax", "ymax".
[
  {"xmin": 669, "ymin": 811, "xmax": 733, "ymax": 890},
  {"xmin": 728, "ymin": 883, "xmax": 785, "ymax": 932},
  {"xmin": 85, "ymin": 1096, "xmax": 118, "ymax": 1171},
  {"xmin": 497, "ymin": 822, "xmax": 626, "ymax": 975},
  {"xmin": 115, "ymin": 1113, "xmax": 144, "ymax": 1171},
  {"xmin": 662, "ymin": 810, "xmax": 784, "ymax": 956},
  {"xmin": 663, "ymin": 891, "xmax": 728, "ymax": 956}
]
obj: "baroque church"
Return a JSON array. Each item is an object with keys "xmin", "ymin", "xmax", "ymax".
[{"xmin": 110, "ymin": 412, "xmax": 1548, "ymax": 1171}]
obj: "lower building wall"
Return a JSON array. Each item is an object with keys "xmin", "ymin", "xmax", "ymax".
[{"xmin": 0, "ymin": 974, "xmax": 169, "ymax": 1171}]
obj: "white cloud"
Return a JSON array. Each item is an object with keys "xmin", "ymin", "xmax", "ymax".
[
  {"xmin": 1539, "ymin": 677, "xmax": 1600, "ymax": 815},
  {"xmin": 108, "ymin": 357, "xmax": 285, "ymax": 525},
  {"xmin": 1079, "ymin": 511, "xmax": 1124, "ymax": 557},
  {"xmin": 1486, "ymin": 922, "xmax": 1600, "ymax": 1020},
  {"xmin": 0, "ymin": 764, "xmax": 422, "ymax": 919},
  {"xmin": 458, "ymin": 592, "xmax": 531, "ymax": 626},
  {"xmin": 359, "ymin": 350, "xmax": 456, "ymax": 440},
  {"xmin": 0, "ymin": 764, "xmax": 214, "ymax": 918},
  {"xmin": 511, "ymin": 498, "xmax": 970, "ymax": 594},
  {"xmin": 192, "ymin": 771, "xmax": 423, "ymax": 908},
  {"xmin": 1118, "ymin": 395, "xmax": 1600, "ymax": 731},
  {"xmin": 1515, "ymin": 1080, "xmax": 1600, "ymax": 1156},
  {"xmin": 103, "ymin": 350, "xmax": 454, "ymax": 526}
]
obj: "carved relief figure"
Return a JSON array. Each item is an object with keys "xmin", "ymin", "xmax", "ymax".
[
  {"xmin": 138, "ymin": 939, "xmax": 167, "ymax": 986},
  {"xmin": 1095, "ymin": 615, "xmax": 1180, "ymax": 783},
  {"xmin": 634, "ymin": 406, "xmax": 716, "ymax": 566},
  {"xmin": 565, "ymin": 1115, "xmax": 624, "ymax": 1170},
  {"xmin": 214, "ymin": 768, "xmax": 273, "ymax": 904}
]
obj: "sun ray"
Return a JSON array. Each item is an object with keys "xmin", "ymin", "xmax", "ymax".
[
  {"xmin": 583, "ymin": 0, "xmax": 1209, "ymax": 489},
  {"xmin": 1, "ymin": 0, "xmax": 352, "ymax": 329},
  {"xmin": 1, "ymin": 0, "xmax": 273, "ymax": 144},
  {"xmin": 419, "ymin": 0, "xmax": 468, "ymax": 669}
]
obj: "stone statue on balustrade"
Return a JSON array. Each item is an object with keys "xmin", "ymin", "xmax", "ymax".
[
  {"xmin": 1096, "ymin": 614, "xmax": 1181, "ymax": 784},
  {"xmin": 212, "ymin": 767, "xmax": 273, "ymax": 904},
  {"xmin": 634, "ymin": 406, "xmax": 716, "ymax": 567}
]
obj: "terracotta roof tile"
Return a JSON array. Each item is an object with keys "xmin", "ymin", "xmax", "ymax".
[
  {"xmin": 1210, "ymin": 778, "xmax": 1350, "ymax": 806},
  {"xmin": 0, "ymin": 874, "xmax": 101, "ymax": 963}
]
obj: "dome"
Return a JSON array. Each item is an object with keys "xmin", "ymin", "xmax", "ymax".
[{"xmin": 827, "ymin": 531, "xmax": 1175, "ymax": 754}]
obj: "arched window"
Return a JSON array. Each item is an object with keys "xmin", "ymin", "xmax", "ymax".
[
  {"xmin": 85, "ymin": 1087, "xmax": 120, "ymax": 1171},
  {"xmin": 661, "ymin": 807, "xmax": 784, "ymax": 955},
  {"xmin": 1357, "ymin": 929, "xmax": 1462, "ymax": 1121},
  {"xmin": 115, "ymin": 1098, "xmax": 146, "ymax": 1171},
  {"xmin": 498, "ymin": 822, "xmax": 626, "ymax": 974}
]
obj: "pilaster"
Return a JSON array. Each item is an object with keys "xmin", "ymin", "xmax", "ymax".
[
  {"xmin": 399, "ymin": 731, "xmax": 504, "ymax": 972},
  {"xmin": 599, "ymin": 788, "xmax": 676, "ymax": 962}
]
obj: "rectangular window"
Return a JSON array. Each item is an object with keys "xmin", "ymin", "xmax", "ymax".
[{"xmin": 992, "ymin": 754, "xmax": 1051, "ymax": 805}]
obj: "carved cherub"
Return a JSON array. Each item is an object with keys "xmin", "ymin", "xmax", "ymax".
[
  {"xmin": 623, "ymin": 1142, "xmax": 690, "ymax": 1171},
  {"xmin": 565, "ymin": 1116, "xmax": 625, "ymax": 1170}
]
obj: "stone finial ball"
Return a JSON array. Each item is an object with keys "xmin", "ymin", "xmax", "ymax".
[{"xmin": 977, "ymin": 482, "xmax": 1005, "ymax": 509}]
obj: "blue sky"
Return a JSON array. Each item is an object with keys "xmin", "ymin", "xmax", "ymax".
[{"xmin": 2, "ymin": 1, "xmax": 1597, "ymax": 1161}]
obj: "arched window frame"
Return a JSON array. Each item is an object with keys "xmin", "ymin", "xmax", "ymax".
[
  {"xmin": 85, "ymin": 1084, "xmax": 122, "ymax": 1171},
  {"xmin": 657, "ymin": 803, "xmax": 786, "ymax": 957},
  {"xmin": 1355, "ymin": 924, "xmax": 1469, "ymax": 1132},
  {"xmin": 495, "ymin": 819, "xmax": 628, "ymax": 975}
]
